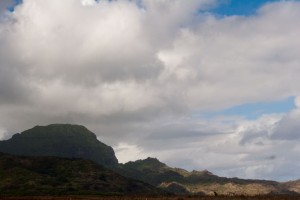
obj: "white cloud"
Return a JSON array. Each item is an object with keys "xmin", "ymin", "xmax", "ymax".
[
  {"xmin": 0, "ymin": 0, "xmax": 300, "ymax": 181},
  {"xmin": 0, "ymin": 127, "xmax": 7, "ymax": 140},
  {"xmin": 81, "ymin": 0, "xmax": 97, "ymax": 7},
  {"xmin": 114, "ymin": 142, "xmax": 149, "ymax": 163},
  {"xmin": 295, "ymin": 96, "xmax": 300, "ymax": 108}
]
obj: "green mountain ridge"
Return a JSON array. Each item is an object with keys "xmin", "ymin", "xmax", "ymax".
[
  {"xmin": 0, "ymin": 124, "xmax": 299, "ymax": 196},
  {"xmin": 0, "ymin": 124, "xmax": 118, "ymax": 167},
  {"xmin": 0, "ymin": 152, "xmax": 162, "ymax": 196}
]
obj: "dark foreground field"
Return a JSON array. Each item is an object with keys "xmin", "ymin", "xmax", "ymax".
[{"xmin": 1, "ymin": 196, "xmax": 300, "ymax": 200}]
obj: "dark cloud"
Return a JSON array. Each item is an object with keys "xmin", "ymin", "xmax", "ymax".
[
  {"xmin": 266, "ymin": 155, "xmax": 276, "ymax": 160},
  {"xmin": 271, "ymin": 111, "xmax": 300, "ymax": 140}
]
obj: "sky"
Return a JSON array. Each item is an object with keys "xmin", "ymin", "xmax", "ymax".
[{"xmin": 0, "ymin": 0, "xmax": 300, "ymax": 181}]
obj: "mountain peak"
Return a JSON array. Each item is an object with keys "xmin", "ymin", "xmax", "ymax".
[
  {"xmin": 144, "ymin": 157, "xmax": 163, "ymax": 164},
  {"xmin": 191, "ymin": 169, "xmax": 214, "ymax": 176},
  {"xmin": 20, "ymin": 124, "xmax": 97, "ymax": 138},
  {"xmin": 0, "ymin": 124, "xmax": 118, "ymax": 166},
  {"xmin": 125, "ymin": 157, "xmax": 167, "ymax": 170}
]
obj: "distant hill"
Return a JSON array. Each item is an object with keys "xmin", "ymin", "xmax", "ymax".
[
  {"xmin": 116, "ymin": 157, "xmax": 296, "ymax": 196},
  {"xmin": 283, "ymin": 180, "xmax": 300, "ymax": 193},
  {"xmin": 0, "ymin": 152, "xmax": 162, "ymax": 196},
  {"xmin": 115, "ymin": 157, "xmax": 225, "ymax": 186},
  {"xmin": 0, "ymin": 124, "xmax": 118, "ymax": 167},
  {"xmin": 115, "ymin": 157, "xmax": 189, "ymax": 186}
]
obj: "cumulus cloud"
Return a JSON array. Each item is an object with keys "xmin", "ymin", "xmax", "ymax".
[
  {"xmin": 0, "ymin": 0, "xmax": 300, "ymax": 181},
  {"xmin": 114, "ymin": 142, "xmax": 148, "ymax": 163}
]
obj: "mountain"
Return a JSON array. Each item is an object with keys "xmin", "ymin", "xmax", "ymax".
[
  {"xmin": 0, "ymin": 124, "xmax": 118, "ymax": 167},
  {"xmin": 116, "ymin": 157, "xmax": 296, "ymax": 196},
  {"xmin": 0, "ymin": 152, "xmax": 162, "ymax": 196},
  {"xmin": 1, "ymin": 124, "xmax": 299, "ymax": 196}
]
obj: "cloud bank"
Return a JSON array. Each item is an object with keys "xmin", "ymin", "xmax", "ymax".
[{"xmin": 0, "ymin": 0, "xmax": 300, "ymax": 181}]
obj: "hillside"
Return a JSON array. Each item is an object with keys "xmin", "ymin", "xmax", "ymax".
[
  {"xmin": 116, "ymin": 157, "xmax": 295, "ymax": 196},
  {"xmin": 0, "ymin": 124, "xmax": 118, "ymax": 167},
  {"xmin": 283, "ymin": 180, "xmax": 300, "ymax": 193},
  {"xmin": 0, "ymin": 152, "xmax": 162, "ymax": 196},
  {"xmin": 115, "ymin": 157, "xmax": 221, "ymax": 186}
]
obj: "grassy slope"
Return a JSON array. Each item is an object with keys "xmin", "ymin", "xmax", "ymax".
[
  {"xmin": 0, "ymin": 153, "xmax": 161, "ymax": 196},
  {"xmin": 282, "ymin": 180, "xmax": 300, "ymax": 193}
]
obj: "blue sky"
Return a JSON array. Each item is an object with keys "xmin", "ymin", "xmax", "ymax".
[
  {"xmin": 212, "ymin": 0, "xmax": 280, "ymax": 16},
  {"xmin": 7, "ymin": 0, "xmax": 22, "ymax": 12},
  {"xmin": 200, "ymin": 96, "xmax": 296, "ymax": 120}
]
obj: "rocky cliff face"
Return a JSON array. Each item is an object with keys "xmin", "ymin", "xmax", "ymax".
[{"xmin": 0, "ymin": 124, "xmax": 118, "ymax": 167}]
